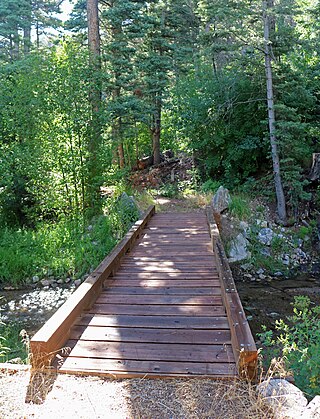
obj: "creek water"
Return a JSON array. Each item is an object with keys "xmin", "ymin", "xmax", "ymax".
[
  {"xmin": 0, "ymin": 275, "xmax": 319, "ymax": 341},
  {"xmin": 236, "ymin": 275, "xmax": 320, "ymax": 339}
]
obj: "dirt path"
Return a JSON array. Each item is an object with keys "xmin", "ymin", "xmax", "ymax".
[{"xmin": 0, "ymin": 369, "xmax": 273, "ymax": 419}]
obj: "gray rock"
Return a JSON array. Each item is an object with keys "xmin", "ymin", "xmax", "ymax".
[
  {"xmin": 303, "ymin": 395, "xmax": 320, "ymax": 419},
  {"xmin": 282, "ymin": 255, "xmax": 290, "ymax": 265},
  {"xmin": 257, "ymin": 219, "xmax": 268, "ymax": 228},
  {"xmin": 258, "ymin": 228, "xmax": 274, "ymax": 246},
  {"xmin": 32, "ymin": 275, "xmax": 40, "ymax": 283},
  {"xmin": 274, "ymin": 271, "xmax": 284, "ymax": 277},
  {"xmin": 256, "ymin": 268, "xmax": 265, "ymax": 275},
  {"xmin": 268, "ymin": 312, "xmax": 280, "ymax": 319},
  {"xmin": 211, "ymin": 186, "xmax": 232, "ymax": 214},
  {"xmin": 74, "ymin": 279, "xmax": 82, "ymax": 287},
  {"xmin": 239, "ymin": 221, "xmax": 249, "ymax": 231},
  {"xmin": 228, "ymin": 233, "xmax": 251, "ymax": 262},
  {"xmin": 41, "ymin": 279, "xmax": 50, "ymax": 287},
  {"xmin": 257, "ymin": 379, "xmax": 308, "ymax": 419},
  {"xmin": 240, "ymin": 263, "xmax": 252, "ymax": 270}
]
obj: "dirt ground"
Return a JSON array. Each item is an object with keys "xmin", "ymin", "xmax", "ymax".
[{"xmin": 0, "ymin": 368, "xmax": 274, "ymax": 419}]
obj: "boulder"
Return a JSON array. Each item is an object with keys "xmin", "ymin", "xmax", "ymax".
[
  {"xmin": 303, "ymin": 395, "xmax": 320, "ymax": 418},
  {"xmin": 211, "ymin": 186, "xmax": 232, "ymax": 214},
  {"xmin": 257, "ymin": 379, "xmax": 308, "ymax": 419},
  {"xmin": 228, "ymin": 233, "xmax": 251, "ymax": 262}
]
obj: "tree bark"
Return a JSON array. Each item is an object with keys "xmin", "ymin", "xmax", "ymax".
[
  {"xmin": 86, "ymin": 0, "xmax": 102, "ymax": 216},
  {"xmin": 310, "ymin": 153, "xmax": 320, "ymax": 181},
  {"xmin": 263, "ymin": 0, "xmax": 287, "ymax": 224},
  {"xmin": 151, "ymin": 95, "xmax": 161, "ymax": 165}
]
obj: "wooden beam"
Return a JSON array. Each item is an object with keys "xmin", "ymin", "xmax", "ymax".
[
  {"xmin": 30, "ymin": 205, "xmax": 155, "ymax": 368},
  {"xmin": 206, "ymin": 206, "xmax": 258, "ymax": 379}
]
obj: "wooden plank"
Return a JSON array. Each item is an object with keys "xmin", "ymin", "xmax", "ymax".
[
  {"xmin": 206, "ymin": 206, "xmax": 257, "ymax": 379},
  {"xmin": 69, "ymin": 325, "xmax": 231, "ymax": 344},
  {"xmin": 30, "ymin": 205, "xmax": 156, "ymax": 368},
  {"xmin": 120, "ymin": 261, "xmax": 216, "ymax": 267},
  {"xmin": 124, "ymin": 256, "xmax": 215, "ymax": 262},
  {"xmin": 91, "ymin": 303, "xmax": 225, "ymax": 316},
  {"xmin": 105, "ymin": 287, "xmax": 221, "ymax": 296},
  {"xmin": 107, "ymin": 279, "xmax": 221, "ymax": 287},
  {"xmin": 116, "ymin": 267, "xmax": 217, "ymax": 273},
  {"xmin": 76, "ymin": 314, "xmax": 230, "ymax": 329},
  {"xmin": 96, "ymin": 295, "xmax": 222, "ymax": 306},
  {"xmin": 63, "ymin": 340, "xmax": 234, "ymax": 363},
  {"xmin": 58, "ymin": 357, "xmax": 237, "ymax": 377},
  {"xmin": 110, "ymin": 273, "xmax": 220, "ymax": 279}
]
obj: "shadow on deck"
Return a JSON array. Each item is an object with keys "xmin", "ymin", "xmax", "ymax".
[{"xmin": 30, "ymin": 206, "xmax": 257, "ymax": 381}]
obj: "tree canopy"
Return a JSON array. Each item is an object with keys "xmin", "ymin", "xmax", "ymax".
[{"xmin": 0, "ymin": 0, "xmax": 319, "ymax": 226}]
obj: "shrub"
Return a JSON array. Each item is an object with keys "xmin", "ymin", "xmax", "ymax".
[
  {"xmin": 259, "ymin": 296, "xmax": 320, "ymax": 398},
  {"xmin": 201, "ymin": 179, "xmax": 221, "ymax": 194}
]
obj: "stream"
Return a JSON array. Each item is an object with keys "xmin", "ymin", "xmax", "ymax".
[
  {"xmin": 1, "ymin": 274, "xmax": 320, "ymax": 342},
  {"xmin": 236, "ymin": 275, "xmax": 320, "ymax": 339}
]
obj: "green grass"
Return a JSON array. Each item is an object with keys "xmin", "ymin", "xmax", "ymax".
[
  {"xmin": 0, "ymin": 322, "xmax": 29, "ymax": 363},
  {"xmin": 229, "ymin": 195, "xmax": 251, "ymax": 220},
  {"xmin": 0, "ymin": 195, "xmax": 140, "ymax": 286}
]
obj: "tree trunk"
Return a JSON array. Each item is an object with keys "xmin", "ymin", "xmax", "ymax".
[
  {"xmin": 310, "ymin": 153, "xmax": 320, "ymax": 181},
  {"xmin": 263, "ymin": 0, "xmax": 287, "ymax": 224},
  {"xmin": 151, "ymin": 96, "xmax": 161, "ymax": 165},
  {"xmin": 86, "ymin": 0, "xmax": 102, "ymax": 216},
  {"xmin": 23, "ymin": 0, "xmax": 32, "ymax": 54}
]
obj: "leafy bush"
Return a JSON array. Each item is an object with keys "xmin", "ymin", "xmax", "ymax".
[
  {"xmin": 259, "ymin": 296, "xmax": 320, "ymax": 398},
  {"xmin": 158, "ymin": 183, "xmax": 180, "ymax": 198},
  {"xmin": 201, "ymin": 179, "xmax": 221, "ymax": 194}
]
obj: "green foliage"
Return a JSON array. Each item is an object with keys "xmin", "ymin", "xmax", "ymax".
[
  {"xmin": 229, "ymin": 195, "xmax": 251, "ymax": 220},
  {"xmin": 200, "ymin": 179, "xmax": 221, "ymax": 194},
  {"xmin": 259, "ymin": 296, "xmax": 320, "ymax": 398},
  {"xmin": 0, "ymin": 322, "xmax": 28, "ymax": 363},
  {"xmin": 248, "ymin": 225, "xmax": 290, "ymax": 273},
  {"xmin": 0, "ymin": 191, "xmax": 141, "ymax": 285},
  {"xmin": 158, "ymin": 183, "xmax": 180, "ymax": 198}
]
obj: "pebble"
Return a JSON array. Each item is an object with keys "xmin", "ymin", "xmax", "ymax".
[
  {"xmin": 268, "ymin": 312, "xmax": 280, "ymax": 319},
  {"xmin": 0, "ymin": 287, "xmax": 74, "ymax": 329},
  {"xmin": 41, "ymin": 279, "xmax": 50, "ymax": 287}
]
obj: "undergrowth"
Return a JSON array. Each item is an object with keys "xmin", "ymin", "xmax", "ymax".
[
  {"xmin": 0, "ymin": 322, "xmax": 29, "ymax": 364},
  {"xmin": 259, "ymin": 296, "xmax": 320, "ymax": 398},
  {"xmin": 0, "ymin": 192, "xmax": 140, "ymax": 286}
]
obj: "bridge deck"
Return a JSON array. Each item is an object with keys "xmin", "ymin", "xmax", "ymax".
[{"xmin": 31, "ymin": 207, "xmax": 257, "ymax": 379}]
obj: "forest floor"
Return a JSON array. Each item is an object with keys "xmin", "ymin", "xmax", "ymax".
[{"xmin": 0, "ymin": 367, "xmax": 274, "ymax": 419}]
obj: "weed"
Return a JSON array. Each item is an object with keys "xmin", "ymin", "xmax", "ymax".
[
  {"xmin": 0, "ymin": 322, "xmax": 29, "ymax": 363},
  {"xmin": 229, "ymin": 195, "xmax": 251, "ymax": 220},
  {"xmin": 259, "ymin": 296, "xmax": 320, "ymax": 398}
]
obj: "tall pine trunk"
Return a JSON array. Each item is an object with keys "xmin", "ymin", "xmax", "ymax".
[
  {"xmin": 86, "ymin": 0, "xmax": 102, "ymax": 216},
  {"xmin": 263, "ymin": 0, "xmax": 287, "ymax": 224},
  {"xmin": 151, "ymin": 95, "xmax": 161, "ymax": 165}
]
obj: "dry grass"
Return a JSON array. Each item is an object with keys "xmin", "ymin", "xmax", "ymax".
[{"xmin": 0, "ymin": 369, "xmax": 275, "ymax": 419}]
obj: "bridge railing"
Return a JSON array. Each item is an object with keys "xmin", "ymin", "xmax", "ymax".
[
  {"xmin": 30, "ymin": 205, "xmax": 156, "ymax": 369},
  {"xmin": 206, "ymin": 206, "xmax": 258, "ymax": 379}
]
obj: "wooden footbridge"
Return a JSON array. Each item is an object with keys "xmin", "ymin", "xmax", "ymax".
[{"xmin": 30, "ymin": 206, "xmax": 257, "ymax": 379}]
